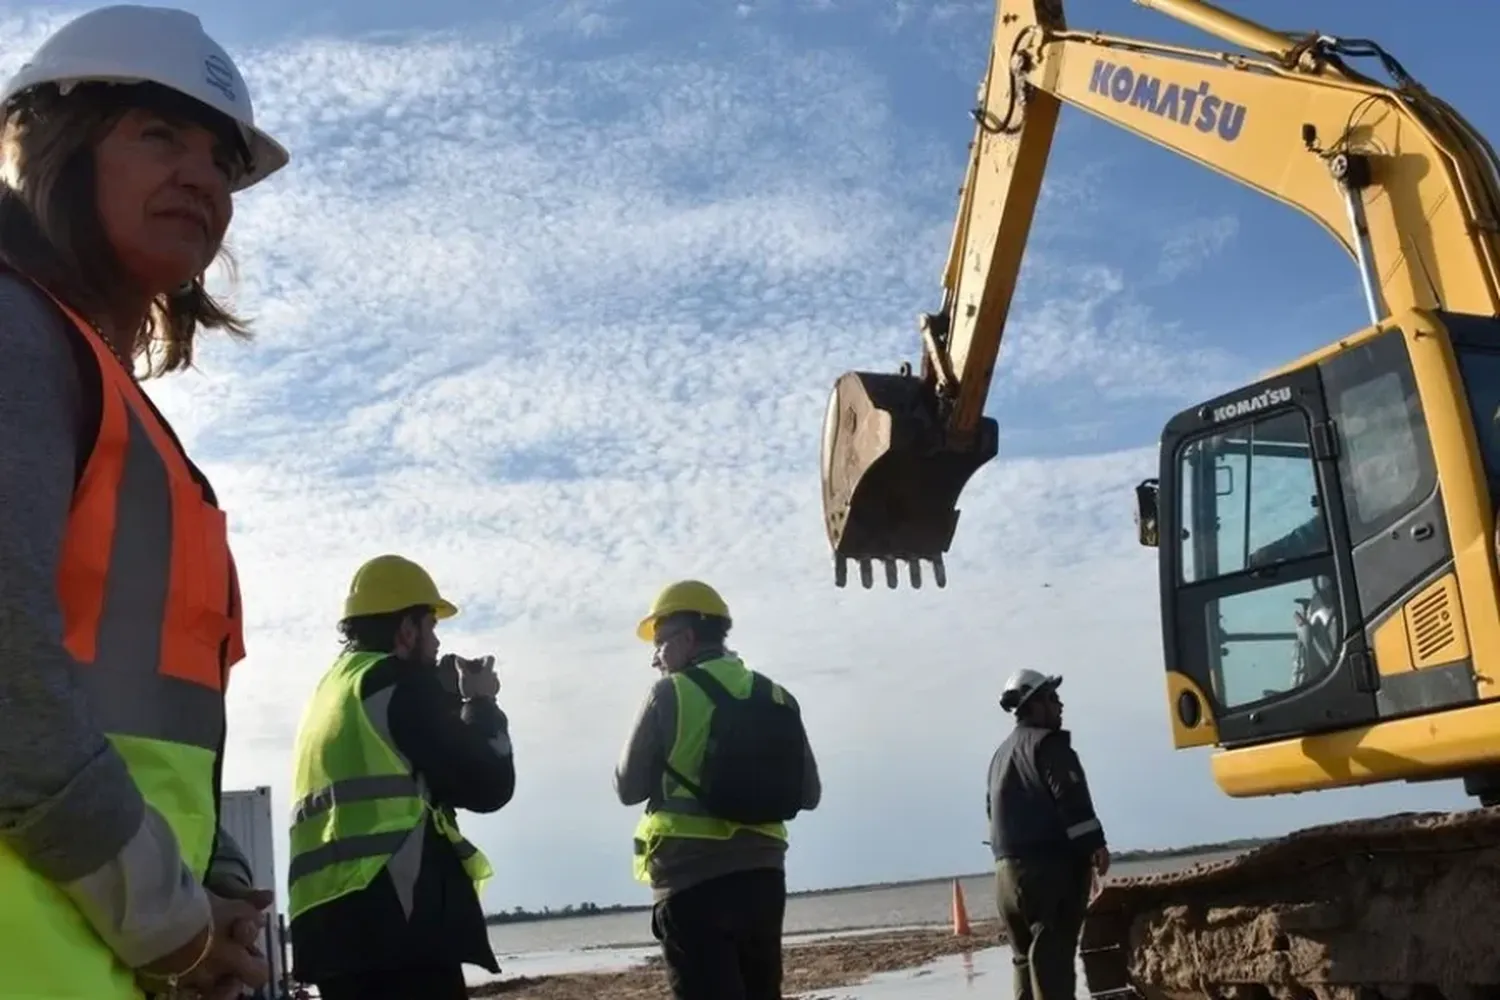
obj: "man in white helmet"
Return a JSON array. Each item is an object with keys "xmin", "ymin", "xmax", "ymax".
[{"xmin": 986, "ymin": 669, "xmax": 1109, "ymax": 1000}]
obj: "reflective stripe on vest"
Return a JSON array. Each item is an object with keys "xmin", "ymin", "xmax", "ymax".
[
  {"xmin": 434, "ymin": 807, "xmax": 489, "ymax": 882},
  {"xmin": 0, "ymin": 287, "xmax": 242, "ymax": 1000},
  {"xmin": 631, "ymin": 654, "xmax": 787, "ymax": 884},
  {"xmin": 287, "ymin": 651, "xmax": 492, "ymax": 923}
]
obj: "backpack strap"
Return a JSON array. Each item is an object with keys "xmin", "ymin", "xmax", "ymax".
[
  {"xmin": 659, "ymin": 665, "xmax": 752, "ymax": 808},
  {"xmin": 676, "ymin": 664, "xmax": 738, "ymax": 708},
  {"xmin": 751, "ymin": 672, "xmax": 779, "ymax": 705},
  {"xmin": 661, "ymin": 760, "xmax": 709, "ymax": 806}
]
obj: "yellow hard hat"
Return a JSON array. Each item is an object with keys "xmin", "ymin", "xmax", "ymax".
[
  {"xmin": 636, "ymin": 580, "xmax": 730, "ymax": 642},
  {"xmin": 343, "ymin": 554, "xmax": 458, "ymax": 621}
]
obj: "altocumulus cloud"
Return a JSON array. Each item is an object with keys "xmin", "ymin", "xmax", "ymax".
[{"xmin": 0, "ymin": 6, "xmax": 1466, "ymax": 910}]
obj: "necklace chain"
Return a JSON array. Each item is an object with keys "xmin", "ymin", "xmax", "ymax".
[{"xmin": 91, "ymin": 321, "xmax": 138, "ymax": 382}]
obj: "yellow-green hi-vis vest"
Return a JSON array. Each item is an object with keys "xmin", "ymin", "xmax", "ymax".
[
  {"xmin": 287, "ymin": 650, "xmax": 493, "ymax": 921},
  {"xmin": 632, "ymin": 653, "xmax": 789, "ymax": 883}
]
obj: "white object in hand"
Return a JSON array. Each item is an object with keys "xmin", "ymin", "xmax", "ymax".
[{"xmin": 456, "ymin": 655, "xmax": 500, "ymax": 700}]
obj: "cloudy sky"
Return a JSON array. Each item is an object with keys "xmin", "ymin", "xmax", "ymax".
[{"xmin": 13, "ymin": 0, "xmax": 1500, "ymax": 913}]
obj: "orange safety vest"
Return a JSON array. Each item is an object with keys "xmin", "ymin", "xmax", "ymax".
[{"xmin": 0, "ymin": 281, "xmax": 246, "ymax": 1000}]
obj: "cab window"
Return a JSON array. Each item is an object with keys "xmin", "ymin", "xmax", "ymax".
[
  {"xmin": 1455, "ymin": 346, "xmax": 1500, "ymax": 488},
  {"xmin": 1177, "ymin": 409, "xmax": 1327, "ymax": 584},
  {"xmin": 1319, "ymin": 330, "xmax": 1435, "ymax": 545},
  {"xmin": 1176, "ymin": 407, "xmax": 1338, "ymax": 709},
  {"xmin": 1210, "ymin": 575, "xmax": 1337, "ymax": 709}
]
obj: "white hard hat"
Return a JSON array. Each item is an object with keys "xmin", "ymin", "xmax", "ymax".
[
  {"xmin": 999, "ymin": 668, "xmax": 1061, "ymax": 713},
  {"xmin": 0, "ymin": 5, "xmax": 289, "ymax": 192}
]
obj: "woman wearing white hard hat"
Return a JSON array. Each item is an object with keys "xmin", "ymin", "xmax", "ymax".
[{"xmin": 0, "ymin": 6, "xmax": 288, "ymax": 999}]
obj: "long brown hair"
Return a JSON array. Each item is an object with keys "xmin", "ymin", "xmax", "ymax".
[{"xmin": 0, "ymin": 80, "xmax": 251, "ymax": 378}]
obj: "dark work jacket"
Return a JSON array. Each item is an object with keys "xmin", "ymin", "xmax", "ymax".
[
  {"xmin": 987, "ymin": 723, "xmax": 1106, "ymax": 862},
  {"xmin": 289, "ymin": 655, "xmax": 516, "ymax": 983}
]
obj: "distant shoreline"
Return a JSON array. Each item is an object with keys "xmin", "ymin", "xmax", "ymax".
[{"xmin": 483, "ymin": 835, "xmax": 1268, "ymax": 926}]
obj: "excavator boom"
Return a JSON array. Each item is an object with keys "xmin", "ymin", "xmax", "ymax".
[{"xmin": 820, "ymin": 0, "xmax": 1500, "ymax": 588}]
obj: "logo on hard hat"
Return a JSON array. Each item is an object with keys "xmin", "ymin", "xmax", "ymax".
[{"xmin": 203, "ymin": 54, "xmax": 238, "ymax": 104}]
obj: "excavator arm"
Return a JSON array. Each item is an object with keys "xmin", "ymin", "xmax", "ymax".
[{"xmin": 819, "ymin": 0, "xmax": 1500, "ymax": 588}]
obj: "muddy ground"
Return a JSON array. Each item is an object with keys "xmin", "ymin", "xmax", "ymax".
[{"xmin": 472, "ymin": 922, "xmax": 1006, "ymax": 999}]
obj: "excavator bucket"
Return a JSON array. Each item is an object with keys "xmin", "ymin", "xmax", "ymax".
[{"xmin": 820, "ymin": 370, "xmax": 998, "ymax": 589}]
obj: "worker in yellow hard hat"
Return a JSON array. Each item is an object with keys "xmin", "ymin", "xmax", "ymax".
[
  {"xmin": 615, "ymin": 579, "xmax": 823, "ymax": 1000},
  {"xmin": 285, "ymin": 555, "xmax": 516, "ymax": 1000}
]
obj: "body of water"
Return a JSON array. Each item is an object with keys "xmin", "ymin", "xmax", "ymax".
[
  {"xmin": 484, "ymin": 847, "xmax": 1246, "ymax": 963},
  {"xmin": 808, "ymin": 947, "xmax": 1012, "ymax": 999}
]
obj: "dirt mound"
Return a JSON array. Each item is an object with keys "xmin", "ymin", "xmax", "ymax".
[
  {"xmin": 472, "ymin": 923, "xmax": 1006, "ymax": 999},
  {"xmin": 1082, "ymin": 808, "xmax": 1500, "ymax": 999}
]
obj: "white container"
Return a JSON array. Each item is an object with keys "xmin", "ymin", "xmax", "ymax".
[{"xmin": 219, "ymin": 785, "xmax": 288, "ymax": 998}]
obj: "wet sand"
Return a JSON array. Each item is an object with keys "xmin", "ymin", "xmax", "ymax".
[{"xmin": 471, "ymin": 922, "xmax": 1006, "ymax": 998}]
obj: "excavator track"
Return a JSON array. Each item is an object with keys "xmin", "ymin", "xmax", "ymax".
[{"xmin": 1080, "ymin": 808, "xmax": 1500, "ymax": 1000}]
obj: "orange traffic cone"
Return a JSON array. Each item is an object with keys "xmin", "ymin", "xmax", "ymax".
[{"xmin": 951, "ymin": 879, "xmax": 971, "ymax": 936}]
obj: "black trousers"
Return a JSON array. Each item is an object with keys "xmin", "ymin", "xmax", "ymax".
[
  {"xmin": 650, "ymin": 867, "xmax": 788, "ymax": 1000},
  {"xmin": 994, "ymin": 855, "xmax": 1092, "ymax": 1000},
  {"xmin": 311, "ymin": 963, "xmax": 469, "ymax": 1000}
]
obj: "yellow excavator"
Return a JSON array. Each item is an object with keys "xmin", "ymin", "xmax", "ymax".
[{"xmin": 819, "ymin": 0, "xmax": 1500, "ymax": 993}]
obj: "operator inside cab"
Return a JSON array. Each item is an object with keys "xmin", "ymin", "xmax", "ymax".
[
  {"xmin": 1242, "ymin": 429, "xmax": 1414, "ymax": 692},
  {"xmin": 1247, "ymin": 511, "xmax": 1340, "ymax": 690}
]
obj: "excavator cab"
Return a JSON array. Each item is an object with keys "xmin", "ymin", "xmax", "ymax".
[{"xmin": 1139, "ymin": 310, "xmax": 1500, "ymax": 789}]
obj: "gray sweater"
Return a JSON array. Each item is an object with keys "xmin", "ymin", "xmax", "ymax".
[
  {"xmin": 613, "ymin": 653, "xmax": 822, "ymax": 900},
  {"xmin": 0, "ymin": 273, "xmax": 239, "ymax": 967}
]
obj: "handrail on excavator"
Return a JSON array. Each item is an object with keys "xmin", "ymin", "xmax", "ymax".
[{"xmin": 818, "ymin": 0, "xmax": 1500, "ymax": 590}]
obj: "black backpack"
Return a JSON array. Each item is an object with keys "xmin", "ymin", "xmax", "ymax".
[{"xmin": 663, "ymin": 666, "xmax": 808, "ymax": 826}]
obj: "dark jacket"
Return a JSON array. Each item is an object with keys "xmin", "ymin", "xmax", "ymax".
[
  {"xmin": 289, "ymin": 654, "xmax": 515, "ymax": 983},
  {"xmin": 987, "ymin": 723, "xmax": 1105, "ymax": 862}
]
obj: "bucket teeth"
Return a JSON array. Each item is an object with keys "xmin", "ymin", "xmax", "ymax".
[
  {"xmin": 832, "ymin": 554, "xmax": 947, "ymax": 590},
  {"xmin": 819, "ymin": 369, "xmax": 997, "ymax": 596}
]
